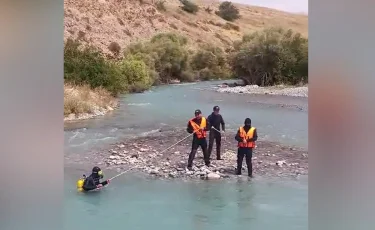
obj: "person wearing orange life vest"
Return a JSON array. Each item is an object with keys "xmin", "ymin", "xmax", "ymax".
[
  {"xmin": 186, "ymin": 109, "xmax": 210, "ymax": 170},
  {"xmin": 235, "ymin": 118, "xmax": 258, "ymax": 177}
]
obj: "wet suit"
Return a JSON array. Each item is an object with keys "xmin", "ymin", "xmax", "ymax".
[
  {"xmin": 207, "ymin": 112, "xmax": 225, "ymax": 160},
  {"xmin": 82, "ymin": 173, "xmax": 109, "ymax": 191},
  {"xmin": 186, "ymin": 117, "xmax": 210, "ymax": 168},
  {"xmin": 235, "ymin": 124, "xmax": 258, "ymax": 177}
]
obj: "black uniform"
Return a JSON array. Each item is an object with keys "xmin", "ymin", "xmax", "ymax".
[
  {"xmin": 82, "ymin": 167, "xmax": 109, "ymax": 191},
  {"xmin": 207, "ymin": 112, "xmax": 225, "ymax": 160},
  {"xmin": 186, "ymin": 116, "xmax": 210, "ymax": 169},
  {"xmin": 235, "ymin": 123, "xmax": 258, "ymax": 177}
]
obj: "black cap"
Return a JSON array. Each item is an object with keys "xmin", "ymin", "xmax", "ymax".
[
  {"xmin": 92, "ymin": 166, "xmax": 101, "ymax": 173},
  {"xmin": 213, "ymin": 106, "xmax": 220, "ymax": 111},
  {"xmin": 194, "ymin": 109, "xmax": 202, "ymax": 115},
  {"xmin": 244, "ymin": 118, "xmax": 251, "ymax": 125}
]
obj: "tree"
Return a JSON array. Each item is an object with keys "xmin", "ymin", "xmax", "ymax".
[{"xmin": 216, "ymin": 1, "xmax": 240, "ymax": 21}]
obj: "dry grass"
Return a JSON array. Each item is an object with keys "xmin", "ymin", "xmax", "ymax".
[
  {"xmin": 64, "ymin": 84, "xmax": 118, "ymax": 118},
  {"xmin": 64, "ymin": 0, "xmax": 308, "ymax": 56}
]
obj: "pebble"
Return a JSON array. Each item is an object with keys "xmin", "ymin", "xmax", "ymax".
[
  {"xmin": 276, "ymin": 160, "xmax": 286, "ymax": 167},
  {"xmin": 216, "ymin": 85, "xmax": 308, "ymax": 97},
  {"xmin": 207, "ymin": 172, "xmax": 221, "ymax": 179},
  {"xmin": 101, "ymin": 138, "xmax": 307, "ymax": 180}
]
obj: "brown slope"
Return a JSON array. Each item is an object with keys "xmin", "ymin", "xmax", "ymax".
[{"xmin": 64, "ymin": 0, "xmax": 308, "ymax": 56}]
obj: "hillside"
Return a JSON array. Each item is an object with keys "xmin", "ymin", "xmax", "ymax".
[{"xmin": 64, "ymin": 0, "xmax": 308, "ymax": 56}]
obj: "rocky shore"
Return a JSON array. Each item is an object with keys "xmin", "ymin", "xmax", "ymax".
[
  {"xmin": 217, "ymin": 84, "xmax": 308, "ymax": 98},
  {"xmin": 64, "ymin": 105, "xmax": 118, "ymax": 122},
  {"xmin": 96, "ymin": 130, "xmax": 308, "ymax": 180}
]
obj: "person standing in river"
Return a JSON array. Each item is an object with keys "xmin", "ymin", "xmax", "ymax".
[
  {"xmin": 186, "ymin": 109, "xmax": 210, "ymax": 170},
  {"xmin": 207, "ymin": 106, "xmax": 225, "ymax": 160},
  {"xmin": 235, "ymin": 118, "xmax": 258, "ymax": 177}
]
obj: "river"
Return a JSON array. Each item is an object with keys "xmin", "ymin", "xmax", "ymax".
[{"xmin": 64, "ymin": 80, "xmax": 308, "ymax": 230}]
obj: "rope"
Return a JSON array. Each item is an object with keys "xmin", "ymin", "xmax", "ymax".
[
  {"xmin": 109, "ymin": 167, "xmax": 136, "ymax": 181},
  {"xmin": 159, "ymin": 131, "xmax": 196, "ymax": 156}
]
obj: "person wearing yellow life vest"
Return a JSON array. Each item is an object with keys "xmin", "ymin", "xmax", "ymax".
[
  {"xmin": 186, "ymin": 109, "xmax": 210, "ymax": 170},
  {"xmin": 234, "ymin": 118, "xmax": 258, "ymax": 177}
]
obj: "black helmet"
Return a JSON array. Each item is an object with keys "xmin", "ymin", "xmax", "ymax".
[
  {"xmin": 213, "ymin": 106, "xmax": 220, "ymax": 111},
  {"xmin": 92, "ymin": 166, "xmax": 101, "ymax": 173},
  {"xmin": 194, "ymin": 109, "xmax": 202, "ymax": 115},
  {"xmin": 244, "ymin": 118, "xmax": 251, "ymax": 125}
]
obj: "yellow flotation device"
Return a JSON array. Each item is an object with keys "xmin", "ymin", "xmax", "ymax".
[{"xmin": 76, "ymin": 176, "xmax": 85, "ymax": 192}]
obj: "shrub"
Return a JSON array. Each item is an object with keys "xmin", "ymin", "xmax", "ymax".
[
  {"xmin": 108, "ymin": 42, "xmax": 121, "ymax": 56},
  {"xmin": 155, "ymin": 0, "xmax": 166, "ymax": 12},
  {"xmin": 216, "ymin": 1, "xmax": 240, "ymax": 22},
  {"xmin": 180, "ymin": 71, "xmax": 196, "ymax": 82},
  {"xmin": 223, "ymin": 22, "xmax": 240, "ymax": 31},
  {"xmin": 180, "ymin": 0, "xmax": 199, "ymax": 14},
  {"xmin": 204, "ymin": 6, "xmax": 213, "ymax": 14},
  {"xmin": 230, "ymin": 27, "xmax": 308, "ymax": 86},
  {"xmin": 191, "ymin": 44, "xmax": 232, "ymax": 80},
  {"xmin": 64, "ymin": 39, "xmax": 127, "ymax": 96},
  {"xmin": 124, "ymin": 33, "xmax": 190, "ymax": 83},
  {"xmin": 118, "ymin": 58, "xmax": 153, "ymax": 93}
]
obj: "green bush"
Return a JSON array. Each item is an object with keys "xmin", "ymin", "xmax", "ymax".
[
  {"xmin": 180, "ymin": 70, "xmax": 196, "ymax": 82},
  {"xmin": 191, "ymin": 44, "xmax": 232, "ymax": 80},
  {"xmin": 124, "ymin": 33, "xmax": 190, "ymax": 83},
  {"xmin": 216, "ymin": 1, "xmax": 240, "ymax": 22},
  {"xmin": 230, "ymin": 27, "xmax": 308, "ymax": 86},
  {"xmin": 180, "ymin": 0, "xmax": 199, "ymax": 14},
  {"xmin": 64, "ymin": 39, "xmax": 127, "ymax": 96},
  {"xmin": 118, "ymin": 58, "xmax": 153, "ymax": 93}
]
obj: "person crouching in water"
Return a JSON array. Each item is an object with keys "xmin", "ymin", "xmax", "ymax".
[
  {"xmin": 186, "ymin": 109, "xmax": 210, "ymax": 170},
  {"xmin": 82, "ymin": 166, "xmax": 110, "ymax": 191},
  {"xmin": 235, "ymin": 118, "xmax": 258, "ymax": 177}
]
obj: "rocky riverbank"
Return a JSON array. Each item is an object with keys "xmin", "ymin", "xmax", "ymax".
[
  {"xmin": 95, "ymin": 129, "xmax": 308, "ymax": 180},
  {"xmin": 217, "ymin": 84, "xmax": 308, "ymax": 97}
]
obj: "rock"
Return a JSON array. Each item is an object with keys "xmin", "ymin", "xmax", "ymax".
[
  {"xmin": 174, "ymin": 151, "xmax": 180, "ymax": 154},
  {"xmin": 110, "ymin": 150, "xmax": 118, "ymax": 155},
  {"xmin": 149, "ymin": 169, "xmax": 159, "ymax": 175},
  {"xmin": 177, "ymin": 167, "xmax": 184, "ymax": 171},
  {"xmin": 195, "ymin": 171, "xmax": 206, "ymax": 176},
  {"xmin": 131, "ymin": 154, "xmax": 139, "ymax": 159},
  {"xmin": 67, "ymin": 114, "xmax": 75, "ymax": 120},
  {"xmin": 118, "ymin": 144, "xmax": 125, "ymax": 148},
  {"xmin": 276, "ymin": 160, "xmax": 286, "ymax": 167},
  {"xmin": 164, "ymin": 162, "xmax": 170, "ymax": 166},
  {"xmin": 169, "ymin": 172, "xmax": 177, "ymax": 178},
  {"xmin": 140, "ymin": 148, "xmax": 149, "ymax": 152},
  {"xmin": 109, "ymin": 155, "xmax": 120, "ymax": 160},
  {"xmin": 123, "ymin": 150, "xmax": 129, "ymax": 154},
  {"xmin": 207, "ymin": 172, "xmax": 221, "ymax": 179},
  {"xmin": 186, "ymin": 171, "xmax": 194, "ymax": 175}
]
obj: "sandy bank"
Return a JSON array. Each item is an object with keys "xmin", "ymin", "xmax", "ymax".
[
  {"xmin": 93, "ymin": 130, "xmax": 308, "ymax": 181},
  {"xmin": 64, "ymin": 84, "xmax": 119, "ymax": 122},
  {"xmin": 217, "ymin": 84, "xmax": 308, "ymax": 97}
]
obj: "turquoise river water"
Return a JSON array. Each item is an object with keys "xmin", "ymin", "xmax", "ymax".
[{"xmin": 64, "ymin": 81, "xmax": 308, "ymax": 230}]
